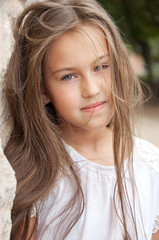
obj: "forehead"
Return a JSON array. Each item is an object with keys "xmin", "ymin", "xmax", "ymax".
[{"xmin": 45, "ymin": 24, "xmax": 109, "ymax": 72}]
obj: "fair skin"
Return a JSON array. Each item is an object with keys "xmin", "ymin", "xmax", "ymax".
[
  {"xmin": 152, "ymin": 231, "xmax": 159, "ymax": 240},
  {"xmin": 23, "ymin": 24, "xmax": 159, "ymax": 239},
  {"xmin": 44, "ymin": 24, "xmax": 114, "ymax": 166}
]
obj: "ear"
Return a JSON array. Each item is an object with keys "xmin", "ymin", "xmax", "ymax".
[{"xmin": 42, "ymin": 93, "xmax": 51, "ymax": 105}]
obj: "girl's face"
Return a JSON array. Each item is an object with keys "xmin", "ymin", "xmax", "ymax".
[{"xmin": 44, "ymin": 25, "xmax": 114, "ymax": 133}]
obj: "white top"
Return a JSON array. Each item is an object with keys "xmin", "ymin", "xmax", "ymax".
[{"xmin": 34, "ymin": 137, "xmax": 159, "ymax": 240}]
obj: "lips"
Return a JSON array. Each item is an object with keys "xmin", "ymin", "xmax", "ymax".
[{"xmin": 81, "ymin": 101, "xmax": 106, "ymax": 111}]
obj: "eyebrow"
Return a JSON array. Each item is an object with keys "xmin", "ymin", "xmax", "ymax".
[{"xmin": 50, "ymin": 54, "xmax": 110, "ymax": 76}]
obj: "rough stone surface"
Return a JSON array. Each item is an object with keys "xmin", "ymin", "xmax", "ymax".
[
  {"xmin": 0, "ymin": 1, "xmax": 24, "ymax": 239},
  {"xmin": 0, "ymin": 140, "xmax": 16, "ymax": 240},
  {"xmin": 0, "ymin": 1, "xmax": 43, "ymax": 238},
  {"xmin": 0, "ymin": 0, "xmax": 45, "ymax": 238}
]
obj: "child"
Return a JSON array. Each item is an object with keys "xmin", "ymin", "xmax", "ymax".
[{"xmin": 4, "ymin": 0, "xmax": 159, "ymax": 239}]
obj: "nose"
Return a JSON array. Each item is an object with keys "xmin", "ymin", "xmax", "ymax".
[{"xmin": 81, "ymin": 73, "xmax": 101, "ymax": 98}]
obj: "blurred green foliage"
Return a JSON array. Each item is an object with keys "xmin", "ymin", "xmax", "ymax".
[{"xmin": 98, "ymin": 0, "xmax": 159, "ymax": 100}]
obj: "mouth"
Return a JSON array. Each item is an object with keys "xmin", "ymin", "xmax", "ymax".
[{"xmin": 81, "ymin": 101, "xmax": 106, "ymax": 112}]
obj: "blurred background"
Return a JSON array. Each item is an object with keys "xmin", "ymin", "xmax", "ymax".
[{"xmin": 98, "ymin": 0, "xmax": 159, "ymax": 147}]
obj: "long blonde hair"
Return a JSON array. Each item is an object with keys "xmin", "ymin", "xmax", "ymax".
[{"xmin": 4, "ymin": 0, "xmax": 143, "ymax": 239}]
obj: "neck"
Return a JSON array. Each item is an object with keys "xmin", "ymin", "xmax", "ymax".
[
  {"xmin": 62, "ymin": 125, "xmax": 114, "ymax": 166},
  {"xmin": 62, "ymin": 125, "xmax": 113, "ymax": 151}
]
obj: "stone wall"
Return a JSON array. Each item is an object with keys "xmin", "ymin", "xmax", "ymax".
[
  {"xmin": 0, "ymin": 0, "xmax": 43, "ymax": 145},
  {"xmin": 0, "ymin": 1, "xmax": 45, "ymax": 238},
  {"xmin": 0, "ymin": 1, "xmax": 29, "ymax": 239}
]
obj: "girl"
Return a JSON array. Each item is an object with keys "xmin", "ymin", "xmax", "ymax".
[{"xmin": 4, "ymin": 0, "xmax": 159, "ymax": 239}]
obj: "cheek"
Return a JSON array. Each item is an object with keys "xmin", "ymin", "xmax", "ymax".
[
  {"xmin": 49, "ymin": 89, "xmax": 76, "ymax": 111},
  {"xmin": 102, "ymin": 76, "xmax": 112, "ymax": 97},
  {"xmin": 102, "ymin": 76, "xmax": 114, "ymax": 108}
]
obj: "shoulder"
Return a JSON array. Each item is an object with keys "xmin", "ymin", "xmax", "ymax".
[
  {"xmin": 134, "ymin": 137, "xmax": 159, "ymax": 156},
  {"xmin": 133, "ymin": 137, "xmax": 159, "ymax": 176}
]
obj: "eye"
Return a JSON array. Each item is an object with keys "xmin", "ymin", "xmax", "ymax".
[
  {"xmin": 94, "ymin": 64, "xmax": 108, "ymax": 72},
  {"xmin": 61, "ymin": 74, "xmax": 76, "ymax": 81}
]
